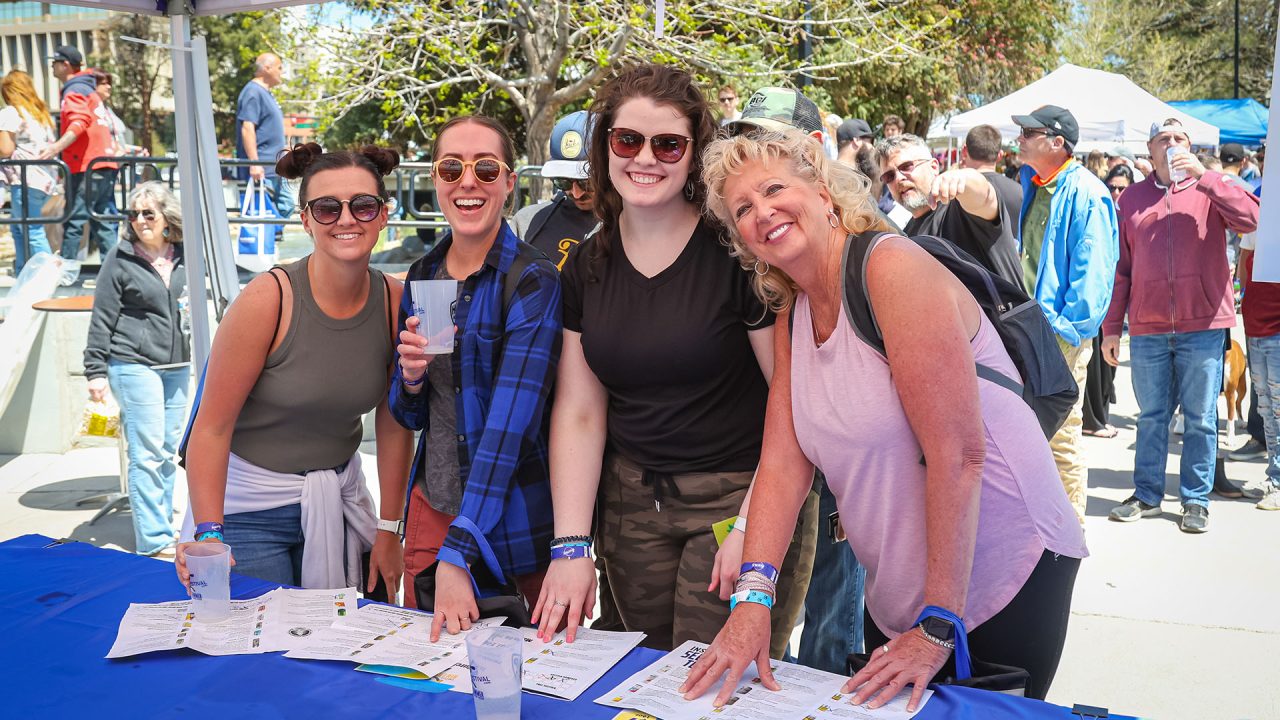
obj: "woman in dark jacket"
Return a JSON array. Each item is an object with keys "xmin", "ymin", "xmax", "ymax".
[{"xmin": 84, "ymin": 181, "xmax": 191, "ymax": 557}]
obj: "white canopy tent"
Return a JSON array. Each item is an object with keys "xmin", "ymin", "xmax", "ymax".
[{"xmin": 942, "ymin": 64, "xmax": 1220, "ymax": 148}]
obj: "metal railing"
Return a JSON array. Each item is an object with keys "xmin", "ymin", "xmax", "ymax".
[{"xmin": 0, "ymin": 158, "xmax": 73, "ymax": 226}]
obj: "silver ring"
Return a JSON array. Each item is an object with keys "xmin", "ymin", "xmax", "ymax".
[
  {"xmin": 553, "ymin": 600, "xmax": 568, "ymax": 608},
  {"xmin": 881, "ymin": 644, "xmax": 890, "ymax": 654}
]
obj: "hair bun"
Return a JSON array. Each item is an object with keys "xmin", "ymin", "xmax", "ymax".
[
  {"xmin": 276, "ymin": 142, "xmax": 323, "ymax": 179},
  {"xmin": 359, "ymin": 145, "xmax": 401, "ymax": 176}
]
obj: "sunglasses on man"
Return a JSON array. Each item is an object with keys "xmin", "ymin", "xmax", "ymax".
[
  {"xmin": 551, "ymin": 178, "xmax": 590, "ymax": 193},
  {"xmin": 608, "ymin": 128, "xmax": 692, "ymax": 164},
  {"xmin": 878, "ymin": 158, "xmax": 931, "ymax": 186},
  {"xmin": 1019, "ymin": 127, "xmax": 1057, "ymax": 140}
]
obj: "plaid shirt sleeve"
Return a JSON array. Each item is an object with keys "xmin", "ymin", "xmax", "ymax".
[{"xmin": 437, "ymin": 259, "xmax": 562, "ymax": 575}]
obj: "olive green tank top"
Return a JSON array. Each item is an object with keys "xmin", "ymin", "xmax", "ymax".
[{"xmin": 230, "ymin": 256, "xmax": 392, "ymax": 474}]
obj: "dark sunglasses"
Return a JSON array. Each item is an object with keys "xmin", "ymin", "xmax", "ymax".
[
  {"xmin": 434, "ymin": 157, "xmax": 510, "ymax": 184},
  {"xmin": 1106, "ymin": 184, "xmax": 1127, "ymax": 194},
  {"xmin": 551, "ymin": 177, "xmax": 590, "ymax": 193},
  {"xmin": 879, "ymin": 158, "xmax": 931, "ymax": 186},
  {"xmin": 127, "ymin": 209, "xmax": 158, "ymax": 222},
  {"xmin": 304, "ymin": 194, "xmax": 384, "ymax": 225},
  {"xmin": 1019, "ymin": 127, "xmax": 1055, "ymax": 140},
  {"xmin": 607, "ymin": 128, "xmax": 692, "ymax": 164}
]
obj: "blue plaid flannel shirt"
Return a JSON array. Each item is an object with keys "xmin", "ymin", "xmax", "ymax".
[{"xmin": 389, "ymin": 221, "xmax": 561, "ymax": 586}]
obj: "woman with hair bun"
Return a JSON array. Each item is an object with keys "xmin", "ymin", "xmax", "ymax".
[
  {"xmin": 175, "ymin": 143, "xmax": 414, "ymax": 596},
  {"xmin": 389, "ymin": 115, "xmax": 562, "ymax": 642}
]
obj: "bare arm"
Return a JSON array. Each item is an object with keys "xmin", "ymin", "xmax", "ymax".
[
  {"xmin": 242, "ymin": 121, "xmax": 264, "ymax": 180},
  {"xmin": 932, "ymin": 168, "xmax": 998, "ymax": 221},
  {"xmin": 0, "ymin": 130, "xmax": 15, "ymax": 158},
  {"xmin": 370, "ymin": 280, "xmax": 415, "ymax": 600}
]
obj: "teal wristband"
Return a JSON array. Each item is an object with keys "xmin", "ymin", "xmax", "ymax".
[
  {"xmin": 194, "ymin": 530, "xmax": 224, "ymax": 543},
  {"xmin": 729, "ymin": 589, "xmax": 775, "ymax": 611}
]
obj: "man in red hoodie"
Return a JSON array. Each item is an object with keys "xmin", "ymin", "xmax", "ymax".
[
  {"xmin": 39, "ymin": 44, "xmax": 119, "ymax": 286},
  {"xmin": 1101, "ymin": 118, "xmax": 1260, "ymax": 533}
]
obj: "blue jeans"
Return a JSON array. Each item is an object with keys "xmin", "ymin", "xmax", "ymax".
[
  {"xmin": 107, "ymin": 360, "xmax": 190, "ymax": 555},
  {"xmin": 792, "ymin": 474, "xmax": 865, "ymax": 674},
  {"xmin": 223, "ymin": 502, "xmax": 304, "ymax": 586},
  {"xmin": 9, "ymin": 185, "xmax": 51, "ymax": 274},
  {"xmin": 62, "ymin": 168, "xmax": 119, "ymax": 260},
  {"xmin": 1246, "ymin": 335, "xmax": 1280, "ymax": 489},
  {"xmin": 269, "ymin": 175, "xmax": 296, "ymax": 219},
  {"xmin": 1130, "ymin": 329, "xmax": 1225, "ymax": 508}
]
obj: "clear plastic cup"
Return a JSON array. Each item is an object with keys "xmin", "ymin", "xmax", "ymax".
[
  {"xmin": 409, "ymin": 279, "xmax": 459, "ymax": 355},
  {"xmin": 186, "ymin": 542, "xmax": 231, "ymax": 623},
  {"xmin": 1167, "ymin": 146, "xmax": 1189, "ymax": 183},
  {"xmin": 466, "ymin": 626, "xmax": 522, "ymax": 720}
]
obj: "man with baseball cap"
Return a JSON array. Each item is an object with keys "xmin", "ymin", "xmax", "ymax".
[
  {"xmin": 40, "ymin": 43, "xmax": 118, "ymax": 286},
  {"xmin": 1105, "ymin": 145, "xmax": 1145, "ymax": 182},
  {"xmin": 1013, "ymin": 104, "xmax": 1118, "ymax": 523},
  {"xmin": 1100, "ymin": 118, "xmax": 1260, "ymax": 532},
  {"xmin": 511, "ymin": 110, "xmax": 599, "ymax": 270},
  {"xmin": 727, "ymin": 87, "xmax": 825, "ymax": 137},
  {"xmin": 835, "ymin": 118, "xmax": 874, "ymax": 165}
]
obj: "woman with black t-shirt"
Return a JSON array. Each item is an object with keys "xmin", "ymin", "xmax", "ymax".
[{"xmin": 530, "ymin": 64, "xmax": 817, "ymax": 654}]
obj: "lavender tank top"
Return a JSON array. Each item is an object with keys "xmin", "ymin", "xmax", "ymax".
[{"xmin": 790, "ymin": 287, "xmax": 1087, "ymax": 637}]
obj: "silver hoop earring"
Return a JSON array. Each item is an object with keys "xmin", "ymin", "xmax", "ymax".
[
  {"xmin": 684, "ymin": 177, "xmax": 697, "ymax": 201},
  {"xmin": 827, "ymin": 209, "xmax": 839, "ymax": 229},
  {"xmin": 753, "ymin": 258, "xmax": 770, "ymax": 276}
]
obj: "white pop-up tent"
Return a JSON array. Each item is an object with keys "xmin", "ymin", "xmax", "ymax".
[{"xmin": 943, "ymin": 64, "xmax": 1220, "ymax": 148}]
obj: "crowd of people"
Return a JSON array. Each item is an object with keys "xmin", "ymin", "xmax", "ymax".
[{"xmin": 2, "ymin": 46, "xmax": 1274, "ymax": 712}]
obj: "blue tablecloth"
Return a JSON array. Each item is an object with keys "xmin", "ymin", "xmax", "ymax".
[{"xmin": 2, "ymin": 535, "xmax": 1130, "ymax": 719}]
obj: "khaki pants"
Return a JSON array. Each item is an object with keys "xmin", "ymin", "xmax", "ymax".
[
  {"xmin": 597, "ymin": 453, "xmax": 818, "ymax": 657},
  {"xmin": 1051, "ymin": 337, "xmax": 1094, "ymax": 522}
]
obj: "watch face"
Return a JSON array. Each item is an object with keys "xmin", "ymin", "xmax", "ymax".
[{"xmin": 923, "ymin": 617, "xmax": 956, "ymax": 641}]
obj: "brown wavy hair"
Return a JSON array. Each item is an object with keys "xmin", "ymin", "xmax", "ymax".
[
  {"xmin": 585, "ymin": 63, "xmax": 719, "ymax": 278},
  {"xmin": 276, "ymin": 142, "xmax": 400, "ymax": 209}
]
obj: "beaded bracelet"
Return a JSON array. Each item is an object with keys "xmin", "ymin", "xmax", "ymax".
[
  {"xmin": 729, "ymin": 589, "xmax": 775, "ymax": 611},
  {"xmin": 734, "ymin": 576, "xmax": 777, "ymax": 597},
  {"xmin": 550, "ymin": 535, "xmax": 592, "ymax": 547},
  {"xmin": 739, "ymin": 561, "xmax": 780, "ymax": 584}
]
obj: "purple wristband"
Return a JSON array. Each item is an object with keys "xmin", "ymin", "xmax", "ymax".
[
  {"xmin": 739, "ymin": 561, "xmax": 780, "ymax": 584},
  {"xmin": 195, "ymin": 521, "xmax": 224, "ymax": 537},
  {"xmin": 403, "ymin": 374, "xmax": 425, "ymax": 387}
]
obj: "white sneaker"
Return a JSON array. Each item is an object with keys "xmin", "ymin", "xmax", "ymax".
[
  {"xmin": 1240, "ymin": 479, "xmax": 1270, "ymax": 501},
  {"xmin": 1170, "ymin": 412, "xmax": 1185, "ymax": 435},
  {"xmin": 1258, "ymin": 487, "xmax": 1280, "ymax": 511}
]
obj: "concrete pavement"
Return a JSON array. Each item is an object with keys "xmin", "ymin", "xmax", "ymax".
[{"xmin": 0, "ymin": 341, "xmax": 1277, "ymax": 719}]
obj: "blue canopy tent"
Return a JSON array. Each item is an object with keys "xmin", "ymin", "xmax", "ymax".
[{"xmin": 1169, "ymin": 98, "xmax": 1269, "ymax": 146}]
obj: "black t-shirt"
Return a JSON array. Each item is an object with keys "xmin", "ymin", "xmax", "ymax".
[
  {"xmin": 904, "ymin": 195, "xmax": 1023, "ymax": 289},
  {"xmin": 985, "ymin": 171, "xmax": 1024, "ymax": 225},
  {"xmin": 525, "ymin": 196, "xmax": 598, "ymax": 271},
  {"xmin": 561, "ymin": 219, "xmax": 774, "ymax": 474}
]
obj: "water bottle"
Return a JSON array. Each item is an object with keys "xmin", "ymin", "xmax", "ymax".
[{"xmin": 177, "ymin": 291, "xmax": 192, "ymax": 336}]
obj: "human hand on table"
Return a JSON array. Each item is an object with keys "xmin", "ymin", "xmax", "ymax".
[
  {"xmin": 530, "ymin": 555, "xmax": 595, "ymax": 642},
  {"xmin": 367, "ymin": 530, "xmax": 403, "ymax": 601},
  {"xmin": 397, "ymin": 316, "xmax": 438, "ymax": 394},
  {"xmin": 708, "ymin": 528, "xmax": 744, "ymax": 601},
  {"xmin": 175, "ymin": 537, "xmax": 236, "ymax": 593},
  {"xmin": 429, "ymin": 561, "xmax": 478, "ymax": 641},
  {"xmin": 846, "ymin": 626, "xmax": 950, "ymax": 712},
  {"xmin": 87, "ymin": 377, "xmax": 108, "ymax": 402},
  {"xmin": 679, "ymin": 603, "xmax": 777, "ymax": 705}
]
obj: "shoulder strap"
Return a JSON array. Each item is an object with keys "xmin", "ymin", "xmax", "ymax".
[
  {"xmin": 842, "ymin": 231, "xmax": 891, "ymax": 358},
  {"xmin": 500, "ymin": 241, "xmax": 542, "ymax": 329},
  {"xmin": 266, "ymin": 267, "xmax": 287, "ymax": 357},
  {"xmin": 523, "ymin": 196, "xmax": 563, "ymax": 245}
]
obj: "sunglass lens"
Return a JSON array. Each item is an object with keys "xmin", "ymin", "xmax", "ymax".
[
  {"xmin": 552, "ymin": 178, "xmax": 573, "ymax": 192},
  {"xmin": 311, "ymin": 198, "xmax": 342, "ymax": 223},
  {"xmin": 474, "ymin": 159, "xmax": 503, "ymax": 183},
  {"xmin": 610, "ymin": 130, "xmax": 644, "ymax": 158},
  {"xmin": 436, "ymin": 159, "xmax": 464, "ymax": 183},
  {"xmin": 652, "ymin": 135, "xmax": 686, "ymax": 163},
  {"xmin": 350, "ymin": 195, "xmax": 381, "ymax": 221}
]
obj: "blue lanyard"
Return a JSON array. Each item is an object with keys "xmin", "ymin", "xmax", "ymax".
[{"xmin": 915, "ymin": 605, "xmax": 971, "ymax": 680}]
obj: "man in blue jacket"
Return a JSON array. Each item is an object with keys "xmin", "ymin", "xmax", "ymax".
[{"xmin": 1014, "ymin": 105, "xmax": 1119, "ymax": 522}]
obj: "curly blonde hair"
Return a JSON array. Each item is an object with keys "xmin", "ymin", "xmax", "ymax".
[{"xmin": 702, "ymin": 129, "xmax": 890, "ymax": 312}]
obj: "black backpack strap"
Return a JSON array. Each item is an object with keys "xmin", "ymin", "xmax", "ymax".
[
  {"xmin": 522, "ymin": 196, "xmax": 564, "ymax": 246},
  {"xmin": 501, "ymin": 240, "xmax": 547, "ymax": 330},
  {"xmin": 842, "ymin": 230, "xmax": 893, "ymax": 358}
]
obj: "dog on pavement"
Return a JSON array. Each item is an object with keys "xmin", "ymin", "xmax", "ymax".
[{"xmin": 1225, "ymin": 339, "xmax": 1248, "ymax": 441}]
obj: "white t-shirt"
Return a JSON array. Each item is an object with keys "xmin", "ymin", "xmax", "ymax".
[{"xmin": 0, "ymin": 105, "xmax": 58, "ymax": 194}]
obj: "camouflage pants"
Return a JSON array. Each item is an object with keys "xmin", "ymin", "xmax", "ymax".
[{"xmin": 596, "ymin": 453, "xmax": 818, "ymax": 656}]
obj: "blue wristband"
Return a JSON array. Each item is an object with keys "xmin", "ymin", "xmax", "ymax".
[
  {"xmin": 402, "ymin": 374, "xmax": 425, "ymax": 387},
  {"xmin": 729, "ymin": 589, "xmax": 775, "ymax": 611},
  {"xmin": 194, "ymin": 530, "xmax": 224, "ymax": 543},
  {"xmin": 739, "ymin": 561, "xmax": 779, "ymax": 584},
  {"xmin": 550, "ymin": 544, "xmax": 592, "ymax": 561},
  {"xmin": 915, "ymin": 605, "xmax": 970, "ymax": 680},
  {"xmin": 195, "ymin": 521, "xmax": 223, "ymax": 536}
]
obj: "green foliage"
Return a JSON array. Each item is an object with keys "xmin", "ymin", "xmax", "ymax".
[{"xmin": 192, "ymin": 11, "xmax": 287, "ymax": 143}]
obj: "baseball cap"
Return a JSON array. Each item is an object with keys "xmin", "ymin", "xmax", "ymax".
[
  {"xmin": 49, "ymin": 45, "xmax": 83, "ymax": 66},
  {"xmin": 541, "ymin": 111, "xmax": 592, "ymax": 180},
  {"xmin": 1012, "ymin": 105, "xmax": 1079, "ymax": 146},
  {"xmin": 1149, "ymin": 118, "xmax": 1189, "ymax": 142},
  {"xmin": 1106, "ymin": 145, "xmax": 1136, "ymax": 162},
  {"xmin": 1220, "ymin": 143, "xmax": 1246, "ymax": 165},
  {"xmin": 727, "ymin": 87, "xmax": 824, "ymax": 136},
  {"xmin": 836, "ymin": 119, "xmax": 874, "ymax": 146}
]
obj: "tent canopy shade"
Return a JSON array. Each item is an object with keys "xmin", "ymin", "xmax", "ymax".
[
  {"xmin": 1169, "ymin": 98, "xmax": 1269, "ymax": 146},
  {"xmin": 943, "ymin": 64, "xmax": 1220, "ymax": 147},
  {"xmin": 34, "ymin": 0, "xmax": 317, "ymax": 15}
]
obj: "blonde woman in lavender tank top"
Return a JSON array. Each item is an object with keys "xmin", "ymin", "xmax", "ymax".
[{"xmin": 681, "ymin": 130, "xmax": 1087, "ymax": 711}]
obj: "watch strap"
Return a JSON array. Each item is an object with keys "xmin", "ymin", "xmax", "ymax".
[{"xmin": 376, "ymin": 518, "xmax": 404, "ymax": 535}]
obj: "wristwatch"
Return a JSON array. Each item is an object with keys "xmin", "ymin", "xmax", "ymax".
[
  {"xmin": 919, "ymin": 617, "xmax": 957, "ymax": 648},
  {"xmin": 376, "ymin": 518, "xmax": 405, "ymax": 535}
]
